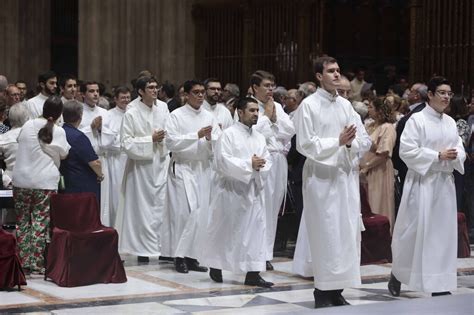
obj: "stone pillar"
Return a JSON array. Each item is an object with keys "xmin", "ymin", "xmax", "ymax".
[
  {"xmin": 78, "ymin": 0, "xmax": 195, "ymax": 88},
  {"xmin": 0, "ymin": 0, "xmax": 51, "ymax": 89}
]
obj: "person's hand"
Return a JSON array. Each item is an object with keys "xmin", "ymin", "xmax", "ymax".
[
  {"xmin": 152, "ymin": 129, "xmax": 166, "ymax": 143},
  {"xmin": 198, "ymin": 126, "xmax": 213, "ymax": 140},
  {"xmin": 370, "ymin": 141, "xmax": 378, "ymax": 153},
  {"xmin": 339, "ymin": 124, "xmax": 357, "ymax": 146},
  {"xmin": 97, "ymin": 174, "xmax": 105, "ymax": 182},
  {"xmin": 252, "ymin": 154, "xmax": 266, "ymax": 171},
  {"xmin": 439, "ymin": 149, "xmax": 457, "ymax": 161},
  {"xmin": 264, "ymin": 98, "xmax": 277, "ymax": 123},
  {"xmin": 91, "ymin": 116, "xmax": 102, "ymax": 131}
]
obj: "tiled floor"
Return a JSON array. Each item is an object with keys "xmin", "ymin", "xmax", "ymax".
[{"xmin": 1, "ymin": 249, "xmax": 474, "ymax": 314}]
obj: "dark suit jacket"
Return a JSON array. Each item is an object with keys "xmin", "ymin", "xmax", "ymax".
[
  {"xmin": 392, "ymin": 102, "xmax": 426, "ymax": 184},
  {"xmin": 167, "ymin": 98, "xmax": 180, "ymax": 112}
]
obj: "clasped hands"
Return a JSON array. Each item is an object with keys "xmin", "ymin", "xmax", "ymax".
[
  {"xmin": 198, "ymin": 125, "xmax": 213, "ymax": 140},
  {"xmin": 152, "ymin": 129, "xmax": 166, "ymax": 143},
  {"xmin": 252, "ymin": 154, "xmax": 266, "ymax": 171},
  {"xmin": 339, "ymin": 124, "xmax": 356, "ymax": 146}
]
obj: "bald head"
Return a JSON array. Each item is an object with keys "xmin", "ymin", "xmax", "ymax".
[
  {"xmin": 6, "ymin": 84, "xmax": 21, "ymax": 106},
  {"xmin": 337, "ymin": 76, "xmax": 353, "ymax": 100}
]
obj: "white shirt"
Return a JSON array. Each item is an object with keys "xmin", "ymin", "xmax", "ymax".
[
  {"xmin": 26, "ymin": 93, "xmax": 48, "ymax": 119},
  {"xmin": 202, "ymin": 100, "xmax": 234, "ymax": 129},
  {"xmin": 13, "ymin": 118, "xmax": 70, "ymax": 190}
]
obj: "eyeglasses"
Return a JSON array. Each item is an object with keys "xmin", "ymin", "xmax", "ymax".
[
  {"xmin": 146, "ymin": 85, "xmax": 159, "ymax": 90},
  {"xmin": 190, "ymin": 90, "xmax": 205, "ymax": 96},
  {"xmin": 435, "ymin": 90, "xmax": 454, "ymax": 98},
  {"xmin": 261, "ymin": 83, "xmax": 275, "ymax": 90}
]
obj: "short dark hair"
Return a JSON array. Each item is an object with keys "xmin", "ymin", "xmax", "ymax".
[
  {"xmin": 250, "ymin": 70, "xmax": 275, "ymax": 88},
  {"xmin": 15, "ymin": 80, "xmax": 27, "ymax": 86},
  {"xmin": 62, "ymin": 100, "xmax": 83, "ymax": 124},
  {"xmin": 235, "ymin": 97, "xmax": 257, "ymax": 111},
  {"xmin": 136, "ymin": 76, "xmax": 158, "ymax": 94},
  {"xmin": 114, "ymin": 86, "xmax": 131, "ymax": 98},
  {"xmin": 203, "ymin": 78, "xmax": 220, "ymax": 89},
  {"xmin": 98, "ymin": 82, "xmax": 107, "ymax": 96},
  {"xmin": 59, "ymin": 74, "xmax": 77, "ymax": 88},
  {"xmin": 427, "ymin": 76, "xmax": 450, "ymax": 94},
  {"xmin": 183, "ymin": 80, "xmax": 204, "ymax": 93},
  {"xmin": 80, "ymin": 81, "xmax": 99, "ymax": 93},
  {"xmin": 313, "ymin": 56, "xmax": 338, "ymax": 75},
  {"xmin": 38, "ymin": 70, "xmax": 57, "ymax": 84},
  {"xmin": 160, "ymin": 82, "xmax": 175, "ymax": 98}
]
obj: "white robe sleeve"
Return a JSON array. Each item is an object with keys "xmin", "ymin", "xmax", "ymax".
[
  {"xmin": 165, "ymin": 114, "xmax": 202, "ymax": 154},
  {"xmin": 216, "ymin": 132, "xmax": 254, "ymax": 184},
  {"xmin": 274, "ymin": 103, "xmax": 295, "ymax": 144},
  {"xmin": 294, "ymin": 102, "xmax": 340, "ymax": 164},
  {"xmin": 221, "ymin": 109, "xmax": 234, "ymax": 130},
  {"xmin": 120, "ymin": 113, "xmax": 154, "ymax": 160},
  {"xmin": 100, "ymin": 114, "xmax": 119, "ymax": 151},
  {"xmin": 449, "ymin": 135, "xmax": 466, "ymax": 174},
  {"xmin": 400, "ymin": 117, "xmax": 439, "ymax": 176},
  {"xmin": 254, "ymin": 115, "xmax": 276, "ymax": 140}
]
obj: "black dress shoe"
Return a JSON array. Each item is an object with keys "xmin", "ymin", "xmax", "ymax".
[
  {"xmin": 388, "ymin": 272, "xmax": 401, "ymax": 296},
  {"xmin": 266, "ymin": 261, "xmax": 274, "ymax": 271},
  {"xmin": 244, "ymin": 272, "xmax": 274, "ymax": 288},
  {"xmin": 331, "ymin": 290, "xmax": 350, "ymax": 306},
  {"xmin": 137, "ymin": 256, "xmax": 149, "ymax": 263},
  {"xmin": 313, "ymin": 288, "xmax": 334, "ymax": 308},
  {"xmin": 209, "ymin": 268, "xmax": 223, "ymax": 283},
  {"xmin": 185, "ymin": 258, "xmax": 208, "ymax": 272},
  {"xmin": 159, "ymin": 256, "xmax": 174, "ymax": 262},
  {"xmin": 432, "ymin": 291, "xmax": 452, "ymax": 297},
  {"xmin": 175, "ymin": 257, "xmax": 188, "ymax": 273}
]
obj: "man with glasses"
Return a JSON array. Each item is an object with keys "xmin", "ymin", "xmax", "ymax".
[
  {"xmin": 117, "ymin": 77, "xmax": 169, "ymax": 263},
  {"xmin": 250, "ymin": 70, "xmax": 295, "ymax": 271},
  {"xmin": 388, "ymin": 76, "xmax": 465, "ymax": 298},
  {"xmin": 162, "ymin": 80, "xmax": 221, "ymax": 274},
  {"xmin": 202, "ymin": 78, "xmax": 233, "ymax": 129}
]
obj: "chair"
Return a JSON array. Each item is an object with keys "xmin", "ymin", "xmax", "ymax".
[
  {"xmin": 360, "ymin": 184, "xmax": 392, "ymax": 265},
  {"xmin": 0, "ymin": 228, "xmax": 27, "ymax": 290},
  {"xmin": 458, "ymin": 212, "xmax": 471, "ymax": 258},
  {"xmin": 45, "ymin": 192, "xmax": 127, "ymax": 287}
]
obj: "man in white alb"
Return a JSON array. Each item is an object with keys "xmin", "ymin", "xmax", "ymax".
[
  {"xmin": 250, "ymin": 70, "xmax": 295, "ymax": 270},
  {"xmin": 116, "ymin": 76, "xmax": 170, "ymax": 263},
  {"xmin": 388, "ymin": 76, "xmax": 466, "ymax": 297},
  {"xmin": 202, "ymin": 97, "xmax": 274, "ymax": 287},
  {"xmin": 27, "ymin": 71, "xmax": 58, "ymax": 119},
  {"xmin": 293, "ymin": 56, "xmax": 371, "ymax": 308},
  {"xmin": 161, "ymin": 80, "xmax": 221, "ymax": 273},
  {"xmin": 202, "ymin": 78, "xmax": 234, "ymax": 129}
]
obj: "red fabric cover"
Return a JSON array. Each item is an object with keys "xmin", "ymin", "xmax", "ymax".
[
  {"xmin": 458, "ymin": 212, "xmax": 471, "ymax": 258},
  {"xmin": 0, "ymin": 229, "xmax": 27, "ymax": 289},
  {"xmin": 359, "ymin": 184, "xmax": 392, "ymax": 265},
  {"xmin": 46, "ymin": 192, "xmax": 127, "ymax": 287}
]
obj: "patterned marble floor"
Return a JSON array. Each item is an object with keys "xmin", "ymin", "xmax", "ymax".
[{"xmin": 1, "ymin": 248, "xmax": 474, "ymax": 314}]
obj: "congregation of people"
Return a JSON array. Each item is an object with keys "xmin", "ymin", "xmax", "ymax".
[{"xmin": 0, "ymin": 55, "xmax": 473, "ymax": 308}]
